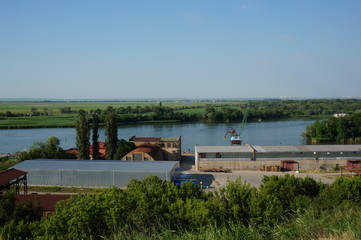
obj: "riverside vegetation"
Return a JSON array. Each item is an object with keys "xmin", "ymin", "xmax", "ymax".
[
  {"xmin": 1, "ymin": 175, "xmax": 361, "ymax": 239},
  {"xmin": 303, "ymin": 113, "xmax": 361, "ymax": 143},
  {"xmin": 1, "ymin": 99, "xmax": 361, "ymax": 128}
]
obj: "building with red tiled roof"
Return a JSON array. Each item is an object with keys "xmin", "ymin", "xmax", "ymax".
[
  {"xmin": 126, "ymin": 136, "xmax": 181, "ymax": 161},
  {"xmin": 89, "ymin": 142, "xmax": 107, "ymax": 159},
  {"xmin": 121, "ymin": 144, "xmax": 166, "ymax": 161},
  {"xmin": 65, "ymin": 142, "xmax": 107, "ymax": 159}
]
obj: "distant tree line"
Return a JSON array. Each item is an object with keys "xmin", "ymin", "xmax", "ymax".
[
  {"xmin": 303, "ymin": 113, "xmax": 361, "ymax": 142},
  {"xmin": 2, "ymin": 99, "xmax": 361, "ymax": 123},
  {"xmin": 75, "ymin": 99, "xmax": 361, "ymax": 124},
  {"xmin": 2, "ymin": 175, "xmax": 361, "ymax": 239}
]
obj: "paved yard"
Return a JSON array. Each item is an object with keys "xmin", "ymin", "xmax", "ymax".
[
  {"xmin": 179, "ymin": 154, "xmax": 343, "ymax": 189},
  {"xmin": 180, "ymin": 170, "xmax": 337, "ymax": 188}
]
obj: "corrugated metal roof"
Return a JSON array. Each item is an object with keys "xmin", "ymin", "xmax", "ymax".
[
  {"xmin": 306, "ymin": 145, "xmax": 361, "ymax": 152},
  {"xmin": 0, "ymin": 168, "xmax": 28, "ymax": 186},
  {"xmin": 195, "ymin": 146, "xmax": 252, "ymax": 153},
  {"xmin": 130, "ymin": 136, "xmax": 181, "ymax": 142},
  {"xmin": 130, "ymin": 137, "xmax": 161, "ymax": 142},
  {"xmin": 196, "ymin": 145, "xmax": 361, "ymax": 153},
  {"xmin": 254, "ymin": 145, "xmax": 311, "ymax": 152},
  {"xmin": 12, "ymin": 159, "xmax": 178, "ymax": 172},
  {"xmin": 160, "ymin": 137, "xmax": 181, "ymax": 142}
]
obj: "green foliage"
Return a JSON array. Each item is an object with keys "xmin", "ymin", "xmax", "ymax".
[
  {"xmin": 1, "ymin": 219, "xmax": 39, "ymax": 240},
  {"xmin": 41, "ymin": 187, "xmax": 128, "ymax": 239},
  {"xmin": 75, "ymin": 110, "xmax": 90, "ymax": 159},
  {"xmin": 91, "ymin": 112, "xmax": 100, "ymax": 160},
  {"xmin": 303, "ymin": 114, "xmax": 361, "ymax": 142},
  {"xmin": 0, "ymin": 156, "xmax": 17, "ymax": 171},
  {"xmin": 105, "ymin": 109, "xmax": 118, "ymax": 160},
  {"xmin": 114, "ymin": 139, "xmax": 136, "ymax": 160},
  {"xmin": 13, "ymin": 136, "xmax": 70, "ymax": 162},
  {"xmin": 0, "ymin": 190, "xmax": 42, "ymax": 240},
  {"xmin": 0, "ymin": 191, "xmax": 15, "ymax": 227},
  {"xmin": 271, "ymin": 207, "xmax": 361, "ymax": 240},
  {"xmin": 218, "ymin": 178, "xmax": 256, "ymax": 224},
  {"xmin": 254, "ymin": 175, "xmax": 323, "ymax": 225},
  {"xmin": 318, "ymin": 176, "xmax": 361, "ymax": 209},
  {"xmin": 4, "ymin": 175, "xmax": 361, "ymax": 239}
]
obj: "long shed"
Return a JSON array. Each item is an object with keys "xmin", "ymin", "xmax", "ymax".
[
  {"xmin": 195, "ymin": 144, "xmax": 361, "ymax": 171},
  {"xmin": 12, "ymin": 159, "xmax": 179, "ymax": 188}
]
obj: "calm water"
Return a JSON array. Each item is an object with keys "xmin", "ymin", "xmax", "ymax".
[{"xmin": 0, "ymin": 120, "xmax": 313, "ymax": 154}]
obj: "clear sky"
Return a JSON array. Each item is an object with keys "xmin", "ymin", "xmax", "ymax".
[{"xmin": 1, "ymin": 1, "xmax": 361, "ymax": 99}]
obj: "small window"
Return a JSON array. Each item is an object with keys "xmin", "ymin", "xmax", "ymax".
[
  {"xmin": 172, "ymin": 143, "xmax": 177, "ymax": 148},
  {"xmin": 126, "ymin": 156, "xmax": 131, "ymax": 160},
  {"xmin": 167, "ymin": 143, "xmax": 171, "ymax": 148},
  {"xmin": 216, "ymin": 153, "xmax": 221, "ymax": 158},
  {"xmin": 144, "ymin": 157, "xmax": 149, "ymax": 161},
  {"xmin": 199, "ymin": 153, "xmax": 206, "ymax": 158}
]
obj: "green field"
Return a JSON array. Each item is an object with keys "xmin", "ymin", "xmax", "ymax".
[
  {"xmin": 0, "ymin": 101, "xmax": 242, "ymax": 128},
  {"xmin": 0, "ymin": 101, "xmax": 239, "ymax": 115},
  {"xmin": 0, "ymin": 115, "xmax": 78, "ymax": 128}
]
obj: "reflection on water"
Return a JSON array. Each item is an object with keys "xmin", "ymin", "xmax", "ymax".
[{"xmin": 0, "ymin": 120, "xmax": 313, "ymax": 154}]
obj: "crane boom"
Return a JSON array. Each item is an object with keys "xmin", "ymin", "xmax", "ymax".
[{"xmin": 224, "ymin": 102, "xmax": 250, "ymax": 145}]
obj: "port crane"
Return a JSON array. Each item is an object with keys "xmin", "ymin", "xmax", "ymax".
[{"xmin": 224, "ymin": 103, "xmax": 250, "ymax": 145}]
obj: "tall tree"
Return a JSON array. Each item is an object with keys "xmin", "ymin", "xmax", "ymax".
[
  {"xmin": 105, "ymin": 109, "xmax": 118, "ymax": 160},
  {"xmin": 91, "ymin": 113, "xmax": 100, "ymax": 160},
  {"xmin": 76, "ymin": 110, "xmax": 90, "ymax": 160}
]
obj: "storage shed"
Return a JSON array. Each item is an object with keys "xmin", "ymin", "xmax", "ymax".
[
  {"xmin": 195, "ymin": 144, "xmax": 361, "ymax": 171},
  {"xmin": 12, "ymin": 159, "xmax": 179, "ymax": 188}
]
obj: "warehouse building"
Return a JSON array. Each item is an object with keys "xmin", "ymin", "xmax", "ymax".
[
  {"xmin": 195, "ymin": 144, "xmax": 361, "ymax": 171},
  {"xmin": 12, "ymin": 159, "xmax": 179, "ymax": 188}
]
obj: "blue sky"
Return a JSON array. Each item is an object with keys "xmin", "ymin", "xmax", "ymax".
[{"xmin": 1, "ymin": 1, "xmax": 361, "ymax": 99}]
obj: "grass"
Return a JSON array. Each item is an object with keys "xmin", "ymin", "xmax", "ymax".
[
  {"xmin": 0, "ymin": 115, "xmax": 185, "ymax": 129},
  {"xmin": 0, "ymin": 115, "xmax": 78, "ymax": 128},
  {"xmin": 106, "ymin": 207, "xmax": 361, "ymax": 240},
  {"xmin": 23, "ymin": 185, "xmax": 101, "ymax": 194}
]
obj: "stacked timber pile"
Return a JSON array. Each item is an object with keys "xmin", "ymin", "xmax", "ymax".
[
  {"xmin": 339, "ymin": 166, "xmax": 361, "ymax": 175},
  {"xmin": 201, "ymin": 168, "xmax": 231, "ymax": 173},
  {"xmin": 261, "ymin": 165, "xmax": 281, "ymax": 172}
]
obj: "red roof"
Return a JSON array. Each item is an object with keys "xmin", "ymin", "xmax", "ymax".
[
  {"xmin": 0, "ymin": 168, "xmax": 27, "ymax": 186},
  {"xmin": 89, "ymin": 141, "xmax": 106, "ymax": 150},
  {"xmin": 65, "ymin": 142, "xmax": 107, "ymax": 159},
  {"xmin": 128, "ymin": 144, "xmax": 165, "ymax": 160},
  {"xmin": 15, "ymin": 193, "xmax": 75, "ymax": 212}
]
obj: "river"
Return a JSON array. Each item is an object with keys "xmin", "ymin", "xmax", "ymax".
[{"xmin": 0, "ymin": 120, "xmax": 313, "ymax": 154}]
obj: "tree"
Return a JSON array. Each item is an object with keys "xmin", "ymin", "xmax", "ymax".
[
  {"xmin": 76, "ymin": 110, "xmax": 90, "ymax": 160},
  {"xmin": 114, "ymin": 139, "xmax": 136, "ymax": 160},
  {"xmin": 44, "ymin": 136, "xmax": 63, "ymax": 158},
  {"xmin": 91, "ymin": 113, "xmax": 100, "ymax": 160},
  {"xmin": 105, "ymin": 109, "xmax": 118, "ymax": 160}
]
